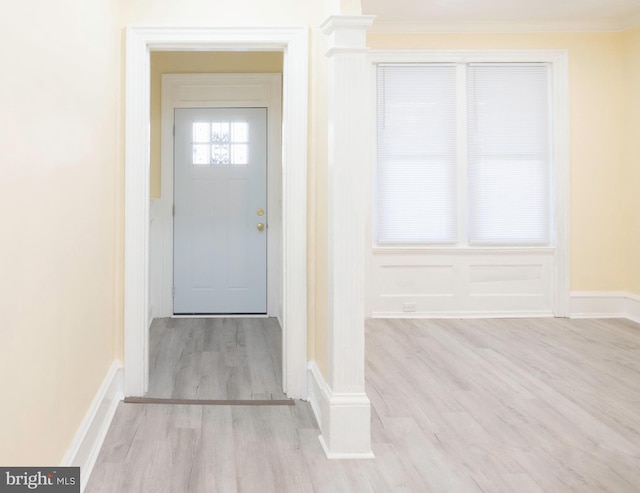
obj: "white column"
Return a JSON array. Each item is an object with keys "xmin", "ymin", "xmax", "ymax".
[{"xmin": 319, "ymin": 14, "xmax": 375, "ymax": 458}]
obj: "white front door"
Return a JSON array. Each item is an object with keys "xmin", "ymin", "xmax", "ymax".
[{"xmin": 173, "ymin": 107, "xmax": 267, "ymax": 314}]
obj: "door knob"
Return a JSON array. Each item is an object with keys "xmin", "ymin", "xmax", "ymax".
[
  {"xmin": 257, "ymin": 208, "xmax": 264, "ymax": 216},
  {"xmin": 257, "ymin": 223, "xmax": 265, "ymax": 231}
]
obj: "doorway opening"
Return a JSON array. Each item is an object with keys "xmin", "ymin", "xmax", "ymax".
[
  {"xmin": 147, "ymin": 66, "xmax": 285, "ymax": 400},
  {"xmin": 124, "ymin": 27, "xmax": 309, "ymax": 400},
  {"xmin": 150, "ymin": 69, "xmax": 283, "ymax": 319}
]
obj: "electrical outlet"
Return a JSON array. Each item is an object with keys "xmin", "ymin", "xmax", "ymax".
[{"xmin": 403, "ymin": 302, "xmax": 417, "ymax": 312}]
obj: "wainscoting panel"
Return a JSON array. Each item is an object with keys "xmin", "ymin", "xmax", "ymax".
[{"xmin": 371, "ymin": 248, "xmax": 554, "ymax": 317}]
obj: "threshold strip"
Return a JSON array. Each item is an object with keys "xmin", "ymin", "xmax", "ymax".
[{"xmin": 123, "ymin": 397, "xmax": 294, "ymax": 406}]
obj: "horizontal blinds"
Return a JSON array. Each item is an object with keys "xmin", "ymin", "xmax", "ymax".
[
  {"xmin": 467, "ymin": 64, "xmax": 552, "ymax": 245},
  {"xmin": 376, "ymin": 65, "xmax": 458, "ymax": 243}
]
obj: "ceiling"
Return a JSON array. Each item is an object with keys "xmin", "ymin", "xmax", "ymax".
[{"xmin": 362, "ymin": 0, "xmax": 640, "ymax": 32}]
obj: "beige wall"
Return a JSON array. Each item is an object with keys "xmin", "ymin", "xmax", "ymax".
[
  {"xmin": 623, "ymin": 28, "xmax": 640, "ymax": 294},
  {"xmin": 0, "ymin": 0, "xmax": 119, "ymax": 464},
  {"xmin": 149, "ymin": 52, "xmax": 284, "ymax": 198},
  {"xmin": 368, "ymin": 32, "xmax": 629, "ymax": 292},
  {"xmin": 119, "ymin": 0, "xmax": 328, "ymax": 26},
  {"xmin": 309, "ymin": 32, "xmax": 330, "ymax": 374}
]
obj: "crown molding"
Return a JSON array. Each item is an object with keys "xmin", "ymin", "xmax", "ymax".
[
  {"xmin": 321, "ymin": 15, "xmax": 377, "ymax": 35},
  {"xmin": 369, "ymin": 16, "xmax": 640, "ymax": 34},
  {"xmin": 619, "ymin": 12, "xmax": 640, "ymax": 31}
]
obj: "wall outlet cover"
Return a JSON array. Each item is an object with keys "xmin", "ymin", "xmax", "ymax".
[{"xmin": 403, "ymin": 303, "xmax": 417, "ymax": 312}]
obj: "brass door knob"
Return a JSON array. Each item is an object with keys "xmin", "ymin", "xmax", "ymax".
[
  {"xmin": 257, "ymin": 223, "xmax": 265, "ymax": 231},
  {"xmin": 257, "ymin": 208, "xmax": 264, "ymax": 216}
]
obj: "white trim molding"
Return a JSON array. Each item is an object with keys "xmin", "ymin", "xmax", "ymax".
[
  {"xmin": 373, "ymin": 311, "xmax": 554, "ymax": 319},
  {"xmin": 61, "ymin": 361, "xmax": 123, "ymax": 492},
  {"xmin": 308, "ymin": 362, "xmax": 375, "ymax": 459},
  {"xmin": 321, "ymin": 14, "xmax": 376, "ymax": 458},
  {"xmin": 570, "ymin": 292, "xmax": 640, "ymax": 324},
  {"xmin": 369, "ymin": 18, "xmax": 640, "ymax": 34},
  {"xmin": 149, "ymin": 198, "xmax": 162, "ymax": 326},
  {"xmin": 124, "ymin": 26, "xmax": 308, "ymax": 399}
]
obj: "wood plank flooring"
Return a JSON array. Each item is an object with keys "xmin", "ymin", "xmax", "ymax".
[
  {"xmin": 87, "ymin": 317, "xmax": 640, "ymax": 492},
  {"xmin": 147, "ymin": 317, "xmax": 284, "ymax": 400}
]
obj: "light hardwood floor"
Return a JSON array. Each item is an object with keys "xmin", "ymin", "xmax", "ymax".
[
  {"xmin": 146, "ymin": 317, "xmax": 284, "ymax": 400},
  {"xmin": 87, "ymin": 317, "xmax": 640, "ymax": 492}
]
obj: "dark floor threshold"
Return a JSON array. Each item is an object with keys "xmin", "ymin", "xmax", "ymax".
[{"xmin": 124, "ymin": 396, "xmax": 295, "ymax": 406}]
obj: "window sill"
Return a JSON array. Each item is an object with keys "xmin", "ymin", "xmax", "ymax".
[{"xmin": 372, "ymin": 246, "xmax": 555, "ymax": 255}]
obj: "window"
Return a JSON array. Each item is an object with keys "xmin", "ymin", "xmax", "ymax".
[
  {"xmin": 192, "ymin": 120, "xmax": 249, "ymax": 166},
  {"xmin": 376, "ymin": 62, "xmax": 553, "ymax": 246}
]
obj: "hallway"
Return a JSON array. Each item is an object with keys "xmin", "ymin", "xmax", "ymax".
[{"xmin": 146, "ymin": 317, "xmax": 284, "ymax": 401}]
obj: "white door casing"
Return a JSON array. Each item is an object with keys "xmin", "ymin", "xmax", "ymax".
[
  {"xmin": 173, "ymin": 107, "xmax": 268, "ymax": 314},
  {"xmin": 124, "ymin": 27, "xmax": 308, "ymax": 399}
]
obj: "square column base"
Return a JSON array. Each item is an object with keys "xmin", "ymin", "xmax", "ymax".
[{"xmin": 308, "ymin": 362, "xmax": 374, "ymax": 459}]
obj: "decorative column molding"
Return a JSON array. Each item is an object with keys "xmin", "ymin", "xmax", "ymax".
[{"xmin": 318, "ymin": 14, "xmax": 375, "ymax": 458}]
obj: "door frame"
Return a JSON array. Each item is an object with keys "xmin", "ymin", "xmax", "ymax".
[
  {"xmin": 124, "ymin": 26, "xmax": 309, "ymax": 398},
  {"xmin": 156, "ymin": 74, "xmax": 282, "ymax": 318}
]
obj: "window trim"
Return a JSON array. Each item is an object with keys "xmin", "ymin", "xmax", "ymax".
[{"xmin": 367, "ymin": 49, "xmax": 570, "ymax": 316}]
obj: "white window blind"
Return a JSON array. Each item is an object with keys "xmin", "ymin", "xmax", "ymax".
[
  {"xmin": 376, "ymin": 65, "xmax": 458, "ymax": 243},
  {"xmin": 376, "ymin": 62, "xmax": 554, "ymax": 246},
  {"xmin": 467, "ymin": 64, "xmax": 552, "ymax": 245}
]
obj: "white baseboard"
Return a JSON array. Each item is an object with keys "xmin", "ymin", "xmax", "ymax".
[
  {"xmin": 307, "ymin": 361, "xmax": 374, "ymax": 459},
  {"xmin": 371, "ymin": 310, "xmax": 553, "ymax": 319},
  {"xmin": 570, "ymin": 291, "xmax": 640, "ymax": 324},
  {"xmin": 61, "ymin": 361, "xmax": 123, "ymax": 492},
  {"xmin": 628, "ymin": 294, "xmax": 640, "ymax": 324},
  {"xmin": 370, "ymin": 293, "xmax": 640, "ymax": 324},
  {"xmin": 307, "ymin": 363, "xmax": 323, "ymax": 432}
]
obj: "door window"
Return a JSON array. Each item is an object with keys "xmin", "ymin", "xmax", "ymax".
[{"xmin": 191, "ymin": 120, "xmax": 249, "ymax": 166}]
